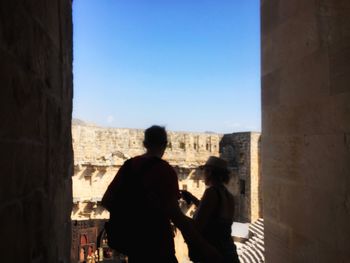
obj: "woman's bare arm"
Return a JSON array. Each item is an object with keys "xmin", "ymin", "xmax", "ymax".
[
  {"xmin": 180, "ymin": 190, "xmax": 200, "ymax": 206},
  {"xmin": 166, "ymin": 196, "xmax": 223, "ymax": 262}
]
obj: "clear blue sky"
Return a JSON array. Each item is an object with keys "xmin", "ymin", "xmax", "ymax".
[{"xmin": 73, "ymin": 0, "xmax": 260, "ymax": 133}]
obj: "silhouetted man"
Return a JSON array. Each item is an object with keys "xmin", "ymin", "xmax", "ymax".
[{"xmin": 102, "ymin": 125, "xmax": 222, "ymax": 263}]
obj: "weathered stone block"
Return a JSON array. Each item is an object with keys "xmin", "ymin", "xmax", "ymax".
[
  {"xmin": 23, "ymin": 0, "xmax": 60, "ymax": 45},
  {"xmin": 279, "ymin": 49, "xmax": 330, "ymax": 105},
  {"xmin": 263, "ymin": 96, "xmax": 343, "ymax": 135},
  {"xmin": 262, "ymin": 0, "xmax": 350, "ymax": 262},
  {"xmin": 262, "ymin": 9, "xmax": 321, "ymax": 75},
  {"xmin": 300, "ymin": 134, "xmax": 349, "ymax": 191},
  {"xmin": 264, "ymin": 218, "xmax": 292, "ymax": 262},
  {"xmin": 261, "ymin": 0, "xmax": 280, "ymax": 36},
  {"xmin": 329, "ymin": 44, "xmax": 350, "ymax": 94},
  {"xmin": 0, "ymin": 142, "xmax": 18, "ymax": 203},
  {"xmin": 0, "ymin": 0, "xmax": 73, "ymax": 261},
  {"xmin": 0, "ymin": 203, "xmax": 26, "ymax": 262},
  {"xmin": 262, "ymin": 69, "xmax": 281, "ymax": 107}
]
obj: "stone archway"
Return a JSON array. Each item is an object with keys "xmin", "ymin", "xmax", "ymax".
[{"xmin": 1, "ymin": 1, "xmax": 349, "ymax": 262}]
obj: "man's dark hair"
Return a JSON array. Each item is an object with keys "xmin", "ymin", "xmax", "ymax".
[{"xmin": 143, "ymin": 125, "xmax": 168, "ymax": 149}]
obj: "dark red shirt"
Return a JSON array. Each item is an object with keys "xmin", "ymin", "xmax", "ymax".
[
  {"xmin": 131, "ymin": 155, "xmax": 180, "ymax": 205},
  {"xmin": 103, "ymin": 155, "xmax": 180, "ymax": 257}
]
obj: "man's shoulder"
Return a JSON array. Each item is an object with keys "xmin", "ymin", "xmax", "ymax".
[
  {"xmin": 126, "ymin": 155, "xmax": 153, "ymax": 166},
  {"xmin": 126, "ymin": 155, "xmax": 173, "ymax": 171},
  {"xmin": 147, "ymin": 158, "xmax": 175, "ymax": 176},
  {"xmin": 131, "ymin": 155, "xmax": 170, "ymax": 165},
  {"xmin": 156, "ymin": 158, "xmax": 175, "ymax": 171},
  {"xmin": 157, "ymin": 158, "xmax": 172, "ymax": 166}
]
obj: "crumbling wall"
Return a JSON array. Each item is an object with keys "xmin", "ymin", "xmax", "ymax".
[
  {"xmin": 220, "ymin": 132, "xmax": 262, "ymax": 222},
  {"xmin": 0, "ymin": 1, "xmax": 73, "ymax": 262},
  {"xmin": 71, "ymin": 124, "xmax": 262, "ymax": 262},
  {"xmin": 72, "ymin": 123, "xmax": 221, "ymax": 167},
  {"xmin": 71, "ymin": 123, "xmax": 222, "ymax": 221},
  {"xmin": 72, "ymin": 125, "xmax": 262, "ymax": 224},
  {"xmin": 250, "ymin": 132, "xmax": 262, "ymax": 222}
]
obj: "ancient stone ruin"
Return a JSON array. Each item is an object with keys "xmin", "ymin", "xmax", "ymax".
[
  {"xmin": 71, "ymin": 120, "xmax": 262, "ymax": 262},
  {"xmin": 2, "ymin": 1, "xmax": 349, "ymax": 262}
]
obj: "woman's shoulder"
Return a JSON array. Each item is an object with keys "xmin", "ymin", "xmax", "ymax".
[
  {"xmin": 203, "ymin": 186, "xmax": 221, "ymax": 199},
  {"xmin": 205, "ymin": 185, "xmax": 218, "ymax": 193},
  {"xmin": 208, "ymin": 185, "xmax": 234, "ymax": 201}
]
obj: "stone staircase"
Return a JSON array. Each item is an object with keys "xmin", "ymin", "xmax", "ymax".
[{"xmin": 237, "ymin": 218, "xmax": 264, "ymax": 263}]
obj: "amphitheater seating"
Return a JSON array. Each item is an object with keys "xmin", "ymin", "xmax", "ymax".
[{"xmin": 236, "ymin": 218, "xmax": 264, "ymax": 263}]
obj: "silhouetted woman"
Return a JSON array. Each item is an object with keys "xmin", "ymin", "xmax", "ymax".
[{"xmin": 181, "ymin": 156, "xmax": 239, "ymax": 263}]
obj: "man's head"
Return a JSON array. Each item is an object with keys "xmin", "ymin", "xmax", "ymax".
[{"xmin": 143, "ymin": 125, "xmax": 168, "ymax": 156}]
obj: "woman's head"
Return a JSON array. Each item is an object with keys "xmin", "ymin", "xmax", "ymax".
[{"xmin": 202, "ymin": 156, "xmax": 230, "ymax": 185}]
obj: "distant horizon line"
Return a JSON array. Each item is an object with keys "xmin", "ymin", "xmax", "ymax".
[{"xmin": 72, "ymin": 118, "xmax": 261, "ymax": 135}]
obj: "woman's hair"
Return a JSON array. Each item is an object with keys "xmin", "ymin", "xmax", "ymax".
[{"xmin": 210, "ymin": 167, "xmax": 230, "ymax": 184}]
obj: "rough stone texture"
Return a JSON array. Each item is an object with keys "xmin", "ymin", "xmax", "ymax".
[
  {"xmin": 71, "ymin": 123, "xmax": 262, "ymax": 262},
  {"xmin": 250, "ymin": 133, "xmax": 262, "ymax": 222},
  {"xmin": 262, "ymin": 0, "xmax": 350, "ymax": 262},
  {"xmin": 71, "ymin": 219, "xmax": 107, "ymax": 263},
  {"xmin": 72, "ymin": 122, "xmax": 221, "ymax": 168},
  {"xmin": 71, "ymin": 123, "xmax": 222, "ymax": 219},
  {"xmin": 71, "ymin": 123, "xmax": 222, "ymax": 220},
  {"xmin": 71, "ymin": 123, "xmax": 262, "ymax": 223},
  {"xmin": 0, "ymin": 1, "xmax": 73, "ymax": 262},
  {"xmin": 221, "ymin": 132, "xmax": 263, "ymax": 222}
]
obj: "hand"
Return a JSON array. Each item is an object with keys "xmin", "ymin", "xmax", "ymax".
[{"xmin": 180, "ymin": 190, "xmax": 194, "ymax": 205}]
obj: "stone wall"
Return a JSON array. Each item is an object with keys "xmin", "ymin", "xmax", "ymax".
[
  {"xmin": 250, "ymin": 133, "xmax": 262, "ymax": 222},
  {"xmin": 0, "ymin": 1, "xmax": 73, "ymax": 262},
  {"xmin": 220, "ymin": 132, "xmax": 262, "ymax": 222},
  {"xmin": 72, "ymin": 124, "xmax": 262, "ymax": 223},
  {"xmin": 72, "ymin": 123, "xmax": 221, "ymax": 168},
  {"xmin": 262, "ymin": 0, "xmax": 350, "ymax": 262},
  {"xmin": 71, "ymin": 123, "xmax": 222, "ymax": 221},
  {"xmin": 71, "ymin": 123, "xmax": 261, "ymax": 262}
]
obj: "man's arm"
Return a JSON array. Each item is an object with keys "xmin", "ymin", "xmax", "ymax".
[
  {"xmin": 157, "ymin": 163, "xmax": 223, "ymax": 262},
  {"xmin": 180, "ymin": 190, "xmax": 200, "ymax": 206},
  {"xmin": 166, "ymin": 197, "xmax": 223, "ymax": 262}
]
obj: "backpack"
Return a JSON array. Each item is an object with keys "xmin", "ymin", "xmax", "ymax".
[{"xmin": 102, "ymin": 157, "xmax": 160, "ymax": 255}]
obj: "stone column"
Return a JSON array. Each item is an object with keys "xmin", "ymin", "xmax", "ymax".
[
  {"xmin": 262, "ymin": 0, "xmax": 350, "ymax": 262},
  {"xmin": 0, "ymin": 1, "xmax": 73, "ymax": 262}
]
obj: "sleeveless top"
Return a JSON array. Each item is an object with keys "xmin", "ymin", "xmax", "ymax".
[{"xmin": 191, "ymin": 185, "xmax": 239, "ymax": 263}]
